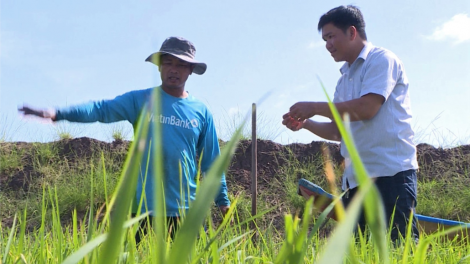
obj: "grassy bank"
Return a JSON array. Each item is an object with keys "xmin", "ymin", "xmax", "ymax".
[{"xmin": 1, "ymin": 102, "xmax": 470, "ymax": 264}]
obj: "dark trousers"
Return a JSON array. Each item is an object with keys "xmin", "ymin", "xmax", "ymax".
[
  {"xmin": 342, "ymin": 169, "xmax": 419, "ymax": 242},
  {"xmin": 131, "ymin": 214, "xmax": 180, "ymax": 244}
]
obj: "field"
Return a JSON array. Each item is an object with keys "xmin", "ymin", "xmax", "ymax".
[{"xmin": 1, "ymin": 134, "xmax": 470, "ymax": 263}]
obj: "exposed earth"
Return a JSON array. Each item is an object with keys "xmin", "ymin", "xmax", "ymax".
[{"xmin": 1, "ymin": 137, "xmax": 470, "ymax": 231}]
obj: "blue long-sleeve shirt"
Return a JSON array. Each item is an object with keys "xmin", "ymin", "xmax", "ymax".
[{"xmin": 55, "ymin": 86, "xmax": 230, "ymax": 216}]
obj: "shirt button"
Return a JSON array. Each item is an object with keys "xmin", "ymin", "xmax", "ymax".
[{"xmin": 349, "ymin": 78, "xmax": 353, "ymax": 81}]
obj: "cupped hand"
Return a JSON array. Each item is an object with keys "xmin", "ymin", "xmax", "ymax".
[{"xmin": 282, "ymin": 113, "xmax": 305, "ymax": 131}]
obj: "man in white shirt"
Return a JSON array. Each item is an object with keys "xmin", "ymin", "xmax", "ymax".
[{"xmin": 283, "ymin": 5, "xmax": 419, "ymax": 242}]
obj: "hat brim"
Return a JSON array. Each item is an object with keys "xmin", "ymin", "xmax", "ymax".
[{"xmin": 145, "ymin": 52, "xmax": 207, "ymax": 75}]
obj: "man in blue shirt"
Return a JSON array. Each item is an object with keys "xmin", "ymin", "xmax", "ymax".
[
  {"xmin": 19, "ymin": 36, "xmax": 231, "ymax": 242},
  {"xmin": 282, "ymin": 6, "xmax": 419, "ymax": 242}
]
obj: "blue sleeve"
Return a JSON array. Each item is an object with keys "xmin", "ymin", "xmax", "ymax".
[
  {"xmin": 55, "ymin": 91, "xmax": 140, "ymax": 124},
  {"xmin": 198, "ymin": 110, "xmax": 231, "ymax": 207}
]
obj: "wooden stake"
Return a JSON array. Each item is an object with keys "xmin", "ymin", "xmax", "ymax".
[{"xmin": 251, "ymin": 103, "xmax": 258, "ymax": 236}]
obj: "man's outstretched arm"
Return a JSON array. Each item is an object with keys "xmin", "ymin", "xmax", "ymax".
[{"xmin": 19, "ymin": 90, "xmax": 141, "ymax": 124}]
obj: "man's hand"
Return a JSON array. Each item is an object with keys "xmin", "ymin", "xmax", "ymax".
[
  {"xmin": 288, "ymin": 102, "xmax": 316, "ymax": 121},
  {"xmin": 218, "ymin": 205, "xmax": 230, "ymax": 217},
  {"xmin": 218, "ymin": 205, "xmax": 234, "ymax": 225},
  {"xmin": 282, "ymin": 113, "xmax": 306, "ymax": 131},
  {"xmin": 18, "ymin": 105, "xmax": 56, "ymax": 121}
]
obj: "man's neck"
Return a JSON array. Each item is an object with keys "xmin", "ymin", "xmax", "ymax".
[{"xmin": 161, "ymin": 86, "xmax": 188, "ymax": 98}]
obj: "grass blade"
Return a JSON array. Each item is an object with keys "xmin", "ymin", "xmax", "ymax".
[
  {"xmin": 317, "ymin": 182, "xmax": 372, "ymax": 264},
  {"xmin": 87, "ymin": 166, "xmax": 95, "ymax": 243},
  {"xmin": 413, "ymin": 224, "xmax": 469, "ymax": 264},
  {"xmin": 168, "ymin": 121, "xmax": 244, "ymax": 264},
  {"xmin": 17, "ymin": 207, "xmax": 27, "ymax": 254},
  {"xmin": 3, "ymin": 214, "xmax": 17, "ymax": 263},
  {"xmin": 62, "ymin": 213, "xmax": 149, "ymax": 264},
  {"xmin": 318, "ymin": 77, "xmax": 389, "ymax": 262},
  {"xmin": 97, "ymin": 105, "xmax": 151, "ymax": 263},
  {"xmin": 150, "ymin": 87, "xmax": 167, "ymax": 264}
]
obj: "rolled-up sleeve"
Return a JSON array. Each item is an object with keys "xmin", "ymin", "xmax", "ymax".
[{"xmin": 360, "ymin": 51, "xmax": 401, "ymax": 101}]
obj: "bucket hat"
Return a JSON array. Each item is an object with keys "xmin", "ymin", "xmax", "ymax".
[{"xmin": 145, "ymin": 36, "xmax": 207, "ymax": 75}]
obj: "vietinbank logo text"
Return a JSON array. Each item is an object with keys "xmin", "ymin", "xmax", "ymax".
[{"xmin": 148, "ymin": 114, "xmax": 198, "ymax": 129}]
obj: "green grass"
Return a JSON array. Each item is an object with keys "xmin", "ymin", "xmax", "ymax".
[
  {"xmin": 53, "ymin": 122, "xmax": 85, "ymax": 140},
  {"xmin": 2, "ymin": 144, "xmax": 470, "ymax": 263},
  {"xmin": 418, "ymin": 179, "xmax": 470, "ymax": 222},
  {"xmin": 2, "ymin": 89, "xmax": 470, "ymax": 263},
  {"xmin": 0, "ymin": 144, "xmax": 23, "ymax": 173},
  {"xmin": 106, "ymin": 122, "xmax": 133, "ymax": 142},
  {"xmin": 0, "ymin": 140, "xmax": 124, "ymax": 228}
]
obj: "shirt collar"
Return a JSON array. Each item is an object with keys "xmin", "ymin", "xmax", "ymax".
[
  {"xmin": 358, "ymin": 42, "xmax": 374, "ymax": 61},
  {"xmin": 340, "ymin": 42, "xmax": 374, "ymax": 74}
]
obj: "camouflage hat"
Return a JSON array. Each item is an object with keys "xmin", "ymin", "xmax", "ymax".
[{"xmin": 145, "ymin": 36, "xmax": 207, "ymax": 75}]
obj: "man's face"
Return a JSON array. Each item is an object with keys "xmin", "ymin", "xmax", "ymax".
[
  {"xmin": 159, "ymin": 55, "xmax": 193, "ymax": 89},
  {"xmin": 322, "ymin": 23, "xmax": 352, "ymax": 63}
]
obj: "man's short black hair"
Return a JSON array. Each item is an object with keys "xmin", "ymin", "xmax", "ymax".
[{"xmin": 318, "ymin": 5, "xmax": 367, "ymax": 40}]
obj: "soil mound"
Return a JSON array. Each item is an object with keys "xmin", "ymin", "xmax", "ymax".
[
  {"xmin": 2, "ymin": 137, "xmax": 470, "ymax": 196},
  {"xmin": 1, "ymin": 137, "xmax": 469, "ymax": 229},
  {"xmin": 0, "ymin": 138, "xmax": 128, "ymax": 192}
]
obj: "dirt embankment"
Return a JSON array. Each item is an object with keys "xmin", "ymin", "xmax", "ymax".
[{"xmin": 1, "ymin": 137, "xmax": 470, "ymax": 228}]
